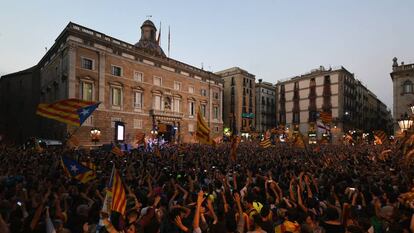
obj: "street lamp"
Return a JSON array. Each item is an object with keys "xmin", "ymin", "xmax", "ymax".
[
  {"xmin": 397, "ymin": 112, "xmax": 413, "ymax": 132},
  {"xmin": 90, "ymin": 128, "xmax": 101, "ymax": 145}
]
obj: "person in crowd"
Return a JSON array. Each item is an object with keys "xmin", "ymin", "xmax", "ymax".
[{"xmin": 1, "ymin": 141, "xmax": 414, "ymax": 233}]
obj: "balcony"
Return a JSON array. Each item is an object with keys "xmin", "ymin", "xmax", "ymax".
[{"xmin": 150, "ymin": 109, "xmax": 184, "ymax": 118}]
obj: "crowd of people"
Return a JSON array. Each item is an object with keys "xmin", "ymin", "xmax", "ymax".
[{"xmin": 0, "ymin": 141, "xmax": 414, "ymax": 233}]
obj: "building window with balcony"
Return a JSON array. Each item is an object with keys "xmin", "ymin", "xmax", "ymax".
[
  {"xmin": 81, "ymin": 58, "xmax": 94, "ymax": 70},
  {"xmin": 164, "ymin": 97, "xmax": 172, "ymax": 111},
  {"xmin": 173, "ymin": 98, "xmax": 181, "ymax": 112},
  {"xmin": 111, "ymin": 86, "xmax": 122, "ymax": 107},
  {"xmin": 188, "ymin": 86, "xmax": 194, "ymax": 94},
  {"xmin": 153, "ymin": 76, "xmax": 162, "ymax": 86},
  {"xmin": 134, "ymin": 71, "xmax": 143, "ymax": 82},
  {"xmin": 80, "ymin": 81, "xmax": 93, "ymax": 101},
  {"xmin": 134, "ymin": 91, "xmax": 142, "ymax": 109},
  {"xmin": 188, "ymin": 101, "xmax": 195, "ymax": 117},
  {"xmin": 403, "ymin": 80, "xmax": 413, "ymax": 94},
  {"xmin": 201, "ymin": 104, "xmax": 207, "ymax": 117},
  {"xmin": 213, "ymin": 92, "xmax": 219, "ymax": 99},
  {"xmin": 153, "ymin": 95, "xmax": 162, "ymax": 110},
  {"xmin": 111, "ymin": 65, "xmax": 122, "ymax": 76},
  {"xmin": 213, "ymin": 106, "xmax": 219, "ymax": 119}
]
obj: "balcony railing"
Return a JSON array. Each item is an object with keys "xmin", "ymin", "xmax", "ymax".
[{"xmin": 150, "ymin": 109, "xmax": 184, "ymax": 118}]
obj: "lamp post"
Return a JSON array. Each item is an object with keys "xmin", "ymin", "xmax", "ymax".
[
  {"xmin": 397, "ymin": 112, "xmax": 413, "ymax": 132},
  {"xmin": 90, "ymin": 128, "xmax": 101, "ymax": 145}
]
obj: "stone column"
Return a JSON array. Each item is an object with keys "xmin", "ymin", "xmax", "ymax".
[{"xmin": 98, "ymin": 52, "xmax": 106, "ymax": 109}]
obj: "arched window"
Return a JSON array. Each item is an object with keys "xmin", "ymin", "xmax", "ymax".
[{"xmin": 403, "ymin": 80, "xmax": 413, "ymax": 94}]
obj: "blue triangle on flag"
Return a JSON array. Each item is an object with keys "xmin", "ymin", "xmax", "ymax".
[{"xmin": 77, "ymin": 103, "xmax": 100, "ymax": 125}]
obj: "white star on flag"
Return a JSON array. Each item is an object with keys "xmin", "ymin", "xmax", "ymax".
[
  {"xmin": 80, "ymin": 108, "xmax": 90, "ymax": 116},
  {"xmin": 70, "ymin": 165, "xmax": 78, "ymax": 173}
]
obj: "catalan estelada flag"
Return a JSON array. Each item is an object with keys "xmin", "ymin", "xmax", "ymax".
[
  {"xmin": 36, "ymin": 99, "xmax": 100, "ymax": 126},
  {"xmin": 196, "ymin": 107, "xmax": 215, "ymax": 145},
  {"xmin": 260, "ymin": 139, "xmax": 272, "ymax": 149},
  {"xmin": 111, "ymin": 145, "xmax": 124, "ymax": 157},
  {"xmin": 108, "ymin": 165, "xmax": 126, "ymax": 215},
  {"xmin": 319, "ymin": 111, "xmax": 332, "ymax": 124},
  {"xmin": 61, "ymin": 156, "xmax": 96, "ymax": 183}
]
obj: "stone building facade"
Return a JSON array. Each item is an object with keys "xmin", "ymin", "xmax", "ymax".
[
  {"xmin": 275, "ymin": 66, "xmax": 392, "ymax": 139},
  {"xmin": 391, "ymin": 57, "xmax": 414, "ymax": 133},
  {"xmin": 216, "ymin": 67, "xmax": 255, "ymax": 135},
  {"xmin": 255, "ymin": 79, "xmax": 276, "ymax": 132},
  {"xmin": 0, "ymin": 20, "xmax": 223, "ymax": 145}
]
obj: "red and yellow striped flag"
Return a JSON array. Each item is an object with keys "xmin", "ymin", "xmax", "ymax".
[
  {"xmin": 110, "ymin": 166, "xmax": 126, "ymax": 215},
  {"xmin": 374, "ymin": 130, "xmax": 388, "ymax": 145},
  {"xmin": 196, "ymin": 107, "xmax": 215, "ymax": 145},
  {"xmin": 111, "ymin": 145, "xmax": 124, "ymax": 157},
  {"xmin": 319, "ymin": 111, "xmax": 332, "ymax": 124},
  {"xmin": 36, "ymin": 98, "xmax": 100, "ymax": 126}
]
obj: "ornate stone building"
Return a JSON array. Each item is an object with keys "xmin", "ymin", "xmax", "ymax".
[
  {"xmin": 391, "ymin": 57, "xmax": 414, "ymax": 133},
  {"xmin": 0, "ymin": 20, "xmax": 223, "ymax": 145}
]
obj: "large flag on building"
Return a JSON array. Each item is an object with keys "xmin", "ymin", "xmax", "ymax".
[
  {"xmin": 61, "ymin": 156, "xmax": 96, "ymax": 183},
  {"xmin": 319, "ymin": 111, "xmax": 332, "ymax": 124},
  {"xmin": 196, "ymin": 107, "xmax": 215, "ymax": 145},
  {"xmin": 36, "ymin": 99, "xmax": 100, "ymax": 126}
]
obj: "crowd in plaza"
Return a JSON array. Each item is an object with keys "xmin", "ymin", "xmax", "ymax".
[{"xmin": 0, "ymin": 141, "xmax": 414, "ymax": 233}]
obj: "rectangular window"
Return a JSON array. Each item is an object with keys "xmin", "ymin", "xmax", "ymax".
[
  {"xmin": 111, "ymin": 87, "xmax": 122, "ymax": 106},
  {"xmin": 174, "ymin": 99, "xmax": 180, "ymax": 112},
  {"xmin": 213, "ymin": 106, "xmax": 218, "ymax": 119},
  {"xmin": 81, "ymin": 58, "xmax": 93, "ymax": 70},
  {"xmin": 153, "ymin": 95, "xmax": 162, "ymax": 110},
  {"xmin": 153, "ymin": 76, "xmax": 162, "ymax": 86},
  {"xmin": 188, "ymin": 86, "xmax": 194, "ymax": 94},
  {"xmin": 201, "ymin": 104, "xmax": 206, "ymax": 117},
  {"xmin": 133, "ymin": 119, "xmax": 143, "ymax": 129},
  {"xmin": 201, "ymin": 89, "xmax": 207, "ymax": 97},
  {"xmin": 134, "ymin": 92, "xmax": 142, "ymax": 109},
  {"xmin": 111, "ymin": 65, "xmax": 122, "ymax": 76},
  {"xmin": 213, "ymin": 92, "xmax": 219, "ymax": 99},
  {"xmin": 188, "ymin": 123, "xmax": 194, "ymax": 132},
  {"xmin": 215, "ymin": 126, "xmax": 219, "ymax": 133},
  {"xmin": 189, "ymin": 102, "xmax": 195, "ymax": 116},
  {"xmin": 134, "ymin": 71, "xmax": 143, "ymax": 82},
  {"xmin": 174, "ymin": 81, "xmax": 181, "ymax": 91},
  {"xmin": 81, "ymin": 82, "xmax": 93, "ymax": 101}
]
